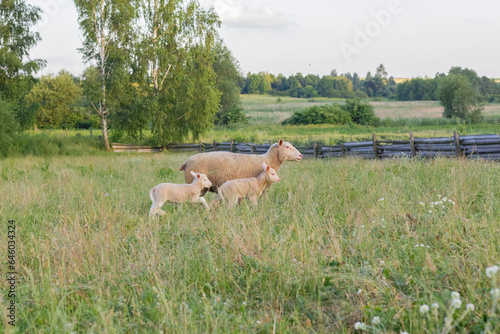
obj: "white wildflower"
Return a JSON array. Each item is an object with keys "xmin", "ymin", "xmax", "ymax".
[
  {"xmin": 443, "ymin": 197, "xmax": 447, "ymax": 201},
  {"xmin": 378, "ymin": 198, "xmax": 384, "ymax": 201},
  {"xmin": 380, "ymin": 260, "xmax": 385, "ymax": 265},
  {"xmin": 401, "ymin": 332, "xmax": 409, "ymax": 334},
  {"xmin": 431, "ymin": 303, "xmax": 439, "ymax": 310},
  {"xmin": 372, "ymin": 316, "xmax": 381, "ymax": 325},
  {"xmin": 491, "ymin": 288, "xmax": 500, "ymax": 298},
  {"xmin": 419, "ymin": 201, "xmax": 425, "ymax": 206},
  {"xmin": 451, "ymin": 291, "xmax": 460, "ymax": 300},
  {"xmin": 357, "ymin": 289, "xmax": 362, "ymax": 295},
  {"xmin": 437, "ymin": 194, "xmax": 441, "ymax": 198},
  {"xmin": 105, "ymin": 193, "xmax": 109, "ymax": 197},
  {"xmin": 429, "ymin": 210, "xmax": 432, "ymax": 213},
  {"xmin": 256, "ymin": 320, "xmax": 261, "ymax": 324},
  {"xmin": 242, "ymin": 301, "xmax": 247, "ymax": 306},
  {"xmin": 466, "ymin": 304, "xmax": 475, "ymax": 312},
  {"xmin": 486, "ymin": 265, "xmax": 500, "ymax": 278},
  {"xmin": 420, "ymin": 304, "xmax": 429, "ymax": 314},
  {"xmin": 354, "ymin": 322, "xmax": 367, "ymax": 330},
  {"xmin": 451, "ymin": 298, "xmax": 462, "ymax": 309}
]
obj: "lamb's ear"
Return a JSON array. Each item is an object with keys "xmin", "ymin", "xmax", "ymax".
[
  {"xmin": 266, "ymin": 165, "xmax": 270, "ymax": 172},
  {"xmin": 197, "ymin": 173, "xmax": 201, "ymax": 178},
  {"xmin": 190, "ymin": 171, "xmax": 196, "ymax": 177},
  {"xmin": 278, "ymin": 139, "xmax": 283, "ymax": 147},
  {"xmin": 262, "ymin": 162, "xmax": 267, "ymax": 170}
]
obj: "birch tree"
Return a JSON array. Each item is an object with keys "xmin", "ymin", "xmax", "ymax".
[
  {"xmin": 74, "ymin": 0, "xmax": 135, "ymax": 150},
  {"xmin": 138, "ymin": 0, "xmax": 221, "ymax": 145}
]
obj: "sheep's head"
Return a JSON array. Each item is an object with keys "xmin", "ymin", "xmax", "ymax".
[
  {"xmin": 277, "ymin": 139, "xmax": 302, "ymax": 162},
  {"xmin": 262, "ymin": 163, "xmax": 280, "ymax": 183},
  {"xmin": 191, "ymin": 171, "xmax": 212, "ymax": 188}
]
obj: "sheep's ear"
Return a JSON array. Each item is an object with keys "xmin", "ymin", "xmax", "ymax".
[
  {"xmin": 278, "ymin": 139, "xmax": 283, "ymax": 147},
  {"xmin": 190, "ymin": 171, "xmax": 196, "ymax": 177},
  {"xmin": 197, "ymin": 173, "xmax": 201, "ymax": 178},
  {"xmin": 266, "ymin": 165, "xmax": 270, "ymax": 172},
  {"xmin": 262, "ymin": 162, "xmax": 267, "ymax": 170}
]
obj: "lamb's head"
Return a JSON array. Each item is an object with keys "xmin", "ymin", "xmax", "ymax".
[
  {"xmin": 190, "ymin": 171, "xmax": 212, "ymax": 189},
  {"xmin": 276, "ymin": 139, "xmax": 302, "ymax": 162},
  {"xmin": 262, "ymin": 163, "xmax": 280, "ymax": 184}
]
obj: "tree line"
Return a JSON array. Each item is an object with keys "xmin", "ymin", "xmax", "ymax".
[{"xmin": 241, "ymin": 65, "xmax": 500, "ymax": 103}]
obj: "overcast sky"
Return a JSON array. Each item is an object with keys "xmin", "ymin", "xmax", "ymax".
[{"xmin": 29, "ymin": 0, "xmax": 500, "ymax": 78}]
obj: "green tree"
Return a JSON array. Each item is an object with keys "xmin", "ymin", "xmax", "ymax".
[
  {"xmin": 137, "ymin": 0, "xmax": 221, "ymax": 144},
  {"xmin": 0, "ymin": 0, "xmax": 46, "ymax": 130},
  {"xmin": 213, "ymin": 42, "xmax": 246, "ymax": 125},
  {"xmin": 0, "ymin": 0, "xmax": 45, "ymax": 101},
  {"xmin": 27, "ymin": 70, "xmax": 83, "ymax": 128},
  {"xmin": 74, "ymin": 0, "xmax": 136, "ymax": 150},
  {"xmin": 437, "ymin": 74, "xmax": 483, "ymax": 123}
]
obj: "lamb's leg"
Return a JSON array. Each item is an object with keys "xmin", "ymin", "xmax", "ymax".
[
  {"xmin": 149, "ymin": 198, "xmax": 167, "ymax": 217},
  {"xmin": 196, "ymin": 197, "xmax": 210, "ymax": 212}
]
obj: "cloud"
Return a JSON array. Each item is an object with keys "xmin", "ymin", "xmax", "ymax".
[{"xmin": 211, "ymin": 0, "xmax": 294, "ymax": 30}]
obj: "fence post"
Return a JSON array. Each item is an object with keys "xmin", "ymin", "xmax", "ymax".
[
  {"xmin": 454, "ymin": 132, "xmax": 463, "ymax": 157},
  {"xmin": 372, "ymin": 132, "xmax": 379, "ymax": 159},
  {"xmin": 251, "ymin": 143, "xmax": 254, "ymax": 154},
  {"xmin": 199, "ymin": 141, "xmax": 202, "ymax": 152},
  {"xmin": 230, "ymin": 139, "xmax": 234, "ymax": 152},
  {"xmin": 341, "ymin": 142, "xmax": 346, "ymax": 157},
  {"xmin": 313, "ymin": 142, "xmax": 318, "ymax": 158},
  {"xmin": 213, "ymin": 140, "xmax": 217, "ymax": 151},
  {"xmin": 410, "ymin": 132, "xmax": 416, "ymax": 157}
]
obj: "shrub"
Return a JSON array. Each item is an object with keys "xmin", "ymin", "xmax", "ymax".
[
  {"xmin": 282, "ymin": 104, "xmax": 351, "ymax": 125},
  {"xmin": 342, "ymin": 99, "xmax": 380, "ymax": 126}
]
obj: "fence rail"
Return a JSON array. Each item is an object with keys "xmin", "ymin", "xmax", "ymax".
[{"xmin": 111, "ymin": 132, "xmax": 500, "ymax": 161}]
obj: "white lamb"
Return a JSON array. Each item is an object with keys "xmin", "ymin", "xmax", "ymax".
[
  {"xmin": 212, "ymin": 163, "xmax": 280, "ymax": 208},
  {"xmin": 149, "ymin": 171, "xmax": 212, "ymax": 217}
]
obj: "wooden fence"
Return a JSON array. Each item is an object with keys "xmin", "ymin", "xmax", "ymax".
[{"xmin": 112, "ymin": 132, "xmax": 500, "ymax": 160}]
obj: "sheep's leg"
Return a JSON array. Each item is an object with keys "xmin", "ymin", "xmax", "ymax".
[
  {"xmin": 249, "ymin": 196, "xmax": 259, "ymax": 206},
  {"xmin": 149, "ymin": 199, "xmax": 167, "ymax": 217},
  {"xmin": 195, "ymin": 197, "xmax": 210, "ymax": 211},
  {"xmin": 210, "ymin": 195, "xmax": 222, "ymax": 210}
]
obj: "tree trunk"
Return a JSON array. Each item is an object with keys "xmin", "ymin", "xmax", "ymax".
[{"xmin": 101, "ymin": 114, "xmax": 110, "ymax": 151}]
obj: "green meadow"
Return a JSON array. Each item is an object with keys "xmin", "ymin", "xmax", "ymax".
[{"xmin": 1, "ymin": 154, "xmax": 499, "ymax": 333}]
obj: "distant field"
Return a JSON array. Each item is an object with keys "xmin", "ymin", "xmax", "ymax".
[
  {"xmin": 241, "ymin": 95, "xmax": 500, "ymax": 125},
  {"xmin": 241, "ymin": 95, "xmax": 346, "ymax": 124}
]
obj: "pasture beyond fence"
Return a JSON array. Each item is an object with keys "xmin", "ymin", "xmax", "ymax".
[{"xmin": 112, "ymin": 132, "xmax": 500, "ymax": 161}]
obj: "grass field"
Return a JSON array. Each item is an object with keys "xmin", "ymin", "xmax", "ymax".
[
  {"xmin": 241, "ymin": 95, "xmax": 500, "ymax": 124},
  {"xmin": 1, "ymin": 153, "xmax": 499, "ymax": 333}
]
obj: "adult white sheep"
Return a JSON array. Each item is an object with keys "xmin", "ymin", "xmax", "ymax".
[
  {"xmin": 148, "ymin": 171, "xmax": 212, "ymax": 217},
  {"xmin": 178, "ymin": 139, "xmax": 302, "ymax": 193},
  {"xmin": 212, "ymin": 163, "xmax": 280, "ymax": 208}
]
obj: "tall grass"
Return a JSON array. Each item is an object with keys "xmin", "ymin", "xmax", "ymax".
[
  {"xmin": 6, "ymin": 130, "xmax": 105, "ymax": 157},
  {"xmin": 1, "ymin": 154, "xmax": 499, "ymax": 333}
]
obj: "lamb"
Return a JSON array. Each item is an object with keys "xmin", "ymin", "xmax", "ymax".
[
  {"xmin": 212, "ymin": 163, "xmax": 280, "ymax": 208},
  {"xmin": 178, "ymin": 139, "xmax": 302, "ymax": 194},
  {"xmin": 148, "ymin": 171, "xmax": 212, "ymax": 217}
]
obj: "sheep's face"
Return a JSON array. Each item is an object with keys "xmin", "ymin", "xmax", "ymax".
[
  {"xmin": 262, "ymin": 163, "xmax": 280, "ymax": 183},
  {"xmin": 191, "ymin": 171, "xmax": 213, "ymax": 188},
  {"xmin": 278, "ymin": 139, "xmax": 302, "ymax": 162}
]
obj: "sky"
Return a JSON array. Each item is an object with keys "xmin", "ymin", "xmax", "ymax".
[{"xmin": 28, "ymin": 0, "xmax": 500, "ymax": 79}]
